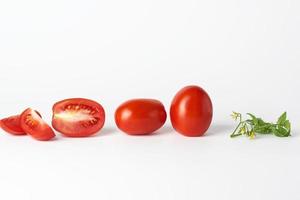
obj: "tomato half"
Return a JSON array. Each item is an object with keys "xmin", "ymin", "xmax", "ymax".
[
  {"xmin": 115, "ymin": 99, "xmax": 167, "ymax": 135},
  {"xmin": 52, "ymin": 98, "xmax": 105, "ymax": 137},
  {"xmin": 20, "ymin": 108, "xmax": 56, "ymax": 141},
  {"xmin": 170, "ymin": 85, "xmax": 213, "ymax": 137},
  {"xmin": 0, "ymin": 115, "xmax": 26, "ymax": 135}
]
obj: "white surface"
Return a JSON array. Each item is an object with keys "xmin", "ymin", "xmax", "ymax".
[{"xmin": 0, "ymin": 0, "xmax": 300, "ymax": 200}]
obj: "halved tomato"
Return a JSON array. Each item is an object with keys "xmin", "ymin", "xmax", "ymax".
[
  {"xmin": 52, "ymin": 98, "xmax": 105, "ymax": 137},
  {"xmin": 0, "ymin": 115, "xmax": 26, "ymax": 135},
  {"xmin": 20, "ymin": 108, "xmax": 55, "ymax": 141}
]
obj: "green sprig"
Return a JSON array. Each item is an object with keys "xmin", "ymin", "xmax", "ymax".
[{"xmin": 230, "ymin": 112, "xmax": 291, "ymax": 139}]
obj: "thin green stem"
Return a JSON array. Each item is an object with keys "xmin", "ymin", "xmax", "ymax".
[
  {"xmin": 231, "ymin": 133, "xmax": 242, "ymax": 138},
  {"xmin": 230, "ymin": 122, "xmax": 243, "ymax": 138}
]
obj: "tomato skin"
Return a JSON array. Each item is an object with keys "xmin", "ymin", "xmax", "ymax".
[
  {"xmin": 52, "ymin": 98, "xmax": 105, "ymax": 137},
  {"xmin": 20, "ymin": 108, "xmax": 55, "ymax": 141},
  {"xmin": 170, "ymin": 86, "xmax": 213, "ymax": 137},
  {"xmin": 115, "ymin": 99, "xmax": 167, "ymax": 135},
  {"xmin": 0, "ymin": 115, "xmax": 26, "ymax": 135}
]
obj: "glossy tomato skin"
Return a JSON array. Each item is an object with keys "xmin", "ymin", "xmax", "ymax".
[
  {"xmin": 52, "ymin": 98, "xmax": 105, "ymax": 137},
  {"xmin": 20, "ymin": 108, "xmax": 55, "ymax": 141},
  {"xmin": 170, "ymin": 86, "xmax": 213, "ymax": 137},
  {"xmin": 115, "ymin": 99, "xmax": 167, "ymax": 135},
  {"xmin": 0, "ymin": 115, "xmax": 26, "ymax": 135}
]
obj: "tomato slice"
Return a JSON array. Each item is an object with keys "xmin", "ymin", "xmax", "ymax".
[
  {"xmin": 0, "ymin": 115, "xmax": 26, "ymax": 135},
  {"xmin": 20, "ymin": 108, "xmax": 56, "ymax": 141},
  {"xmin": 52, "ymin": 98, "xmax": 105, "ymax": 137}
]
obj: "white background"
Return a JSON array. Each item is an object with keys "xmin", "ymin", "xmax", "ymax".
[{"xmin": 0, "ymin": 0, "xmax": 300, "ymax": 199}]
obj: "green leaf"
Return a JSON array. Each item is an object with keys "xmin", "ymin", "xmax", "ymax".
[
  {"xmin": 257, "ymin": 118, "xmax": 266, "ymax": 126},
  {"xmin": 283, "ymin": 120, "xmax": 291, "ymax": 136},
  {"xmin": 284, "ymin": 120, "xmax": 291, "ymax": 130},
  {"xmin": 277, "ymin": 112, "xmax": 287, "ymax": 125},
  {"xmin": 272, "ymin": 126, "xmax": 290, "ymax": 137},
  {"xmin": 247, "ymin": 113, "xmax": 258, "ymax": 125},
  {"xmin": 253, "ymin": 123, "xmax": 273, "ymax": 134}
]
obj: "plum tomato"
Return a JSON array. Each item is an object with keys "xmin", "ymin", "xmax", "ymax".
[
  {"xmin": 115, "ymin": 99, "xmax": 167, "ymax": 135},
  {"xmin": 20, "ymin": 108, "xmax": 56, "ymax": 141},
  {"xmin": 170, "ymin": 85, "xmax": 213, "ymax": 137},
  {"xmin": 52, "ymin": 98, "xmax": 105, "ymax": 137},
  {"xmin": 0, "ymin": 115, "xmax": 26, "ymax": 135}
]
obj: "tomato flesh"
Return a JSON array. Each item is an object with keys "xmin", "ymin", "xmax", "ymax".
[
  {"xmin": 0, "ymin": 115, "xmax": 26, "ymax": 135},
  {"xmin": 20, "ymin": 108, "xmax": 56, "ymax": 141},
  {"xmin": 115, "ymin": 99, "xmax": 167, "ymax": 135},
  {"xmin": 52, "ymin": 98, "xmax": 105, "ymax": 137},
  {"xmin": 170, "ymin": 85, "xmax": 213, "ymax": 137}
]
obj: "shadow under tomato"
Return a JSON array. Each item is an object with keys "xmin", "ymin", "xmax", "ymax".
[
  {"xmin": 49, "ymin": 137, "xmax": 59, "ymax": 142},
  {"xmin": 90, "ymin": 127, "xmax": 116, "ymax": 137},
  {"xmin": 152, "ymin": 125, "xmax": 174, "ymax": 136},
  {"xmin": 116, "ymin": 125, "xmax": 175, "ymax": 137}
]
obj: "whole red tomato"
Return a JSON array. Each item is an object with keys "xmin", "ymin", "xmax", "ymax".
[
  {"xmin": 170, "ymin": 85, "xmax": 213, "ymax": 137},
  {"xmin": 52, "ymin": 98, "xmax": 105, "ymax": 137},
  {"xmin": 115, "ymin": 99, "xmax": 167, "ymax": 135}
]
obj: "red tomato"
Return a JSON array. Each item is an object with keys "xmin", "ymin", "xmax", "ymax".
[
  {"xmin": 115, "ymin": 99, "xmax": 167, "ymax": 135},
  {"xmin": 0, "ymin": 115, "xmax": 26, "ymax": 135},
  {"xmin": 170, "ymin": 85, "xmax": 213, "ymax": 137},
  {"xmin": 20, "ymin": 108, "xmax": 56, "ymax": 141},
  {"xmin": 52, "ymin": 98, "xmax": 105, "ymax": 137}
]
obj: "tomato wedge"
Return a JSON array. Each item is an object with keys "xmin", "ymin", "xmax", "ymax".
[
  {"xmin": 20, "ymin": 108, "xmax": 55, "ymax": 141},
  {"xmin": 52, "ymin": 98, "xmax": 105, "ymax": 137},
  {"xmin": 0, "ymin": 115, "xmax": 26, "ymax": 135}
]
